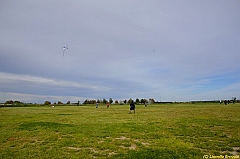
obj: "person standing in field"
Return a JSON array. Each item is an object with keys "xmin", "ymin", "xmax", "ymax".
[
  {"xmin": 96, "ymin": 103, "xmax": 98, "ymax": 108},
  {"xmin": 129, "ymin": 101, "xmax": 135, "ymax": 114},
  {"xmin": 224, "ymin": 100, "xmax": 227, "ymax": 105}
]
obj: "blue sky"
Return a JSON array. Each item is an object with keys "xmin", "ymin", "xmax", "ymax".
[{"xmin": 0, "ymin": 0, "xmax": 240, "ymax": 103}]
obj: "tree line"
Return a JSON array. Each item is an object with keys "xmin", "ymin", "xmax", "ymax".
[
  {"xmin": 82, "ymin": 98, "xmax": 155, "ymax": 105},
  {"xmin": 3, "ymin": 97, "xmax": 238, "ymax": 106},
  {"xmin": 42, "ymin": 98, "xmax": 155, "ymax": 105}
]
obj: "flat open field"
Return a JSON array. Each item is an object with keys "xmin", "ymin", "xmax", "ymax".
[{"xmin": 0, "ymin": 103, "xmax": 239, "ymax": 159}]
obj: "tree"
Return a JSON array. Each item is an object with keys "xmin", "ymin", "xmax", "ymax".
[
  {"xmin": 102, "ymin": 98, "xmax": 107, "ymax": 104},
  {"xmin": 232, "ymin": 97, "xmax": 236, "ymax": 104},
  {"xmin": 128, "ymin": 98, "xmax": 133, "ymax": 104},
  {"xmin": 115, "ymin": 100, "xmax": 119, "ymax": 104},
  {"xmin": 5, "ymin": 100, "xmax": 13, "ymax": 104},
  {"xmin": 67, "ymin": 101, "xmax": 71, "ymax": 104},
  {"xmin": 149, "ymin": 98, "xmax": 155, "ymax": 104},
  {"xmin": 141, "ymin": 99, "xmax": 148, "ymax": 104},
  {"xmin": 83, "ymin": 99, "xmax": 89, "ymax": 104},
  {"xmin": 91, "ymin": 100, "xmax": 96, "ymax": 104},
  {"xmin": 14, "ymin": 100, "xmax": 21, "ymax": 104},
  {"xmin": 44, "ymin": 101, "xmax": 51, "ymax": 105},
  {"xmin": 83, "ymin": 99, "xmax": 96, "ymax": 104},
  {"xmin": 58, "ymin": 101, "xmax": 63, "ymax": 104},
  {"xmin": 135, "ymin": 98, "xmax": 140, "ymax": 104},
  {"xmin": 124, "ymin": 100, "xmax": 127, "ymax": 104},
  {"xmin": 109, "ymin": 98, "xmax": 113, "ymax": 104}
]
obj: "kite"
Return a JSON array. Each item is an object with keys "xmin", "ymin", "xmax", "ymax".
[{"xmin": 62, "ymin": 40, "xmax": 73, "ymax": 56}]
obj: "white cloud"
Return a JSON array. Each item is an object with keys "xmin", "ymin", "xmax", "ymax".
[
  {"xmin": 0, "ymin": 72, "xmax": 109, "ymax": 92},
  {"xmin": 0, "ymin": 92, "xmax": 86, "ymax": 104}
]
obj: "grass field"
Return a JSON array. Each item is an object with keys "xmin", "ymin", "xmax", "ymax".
[{"xmin": 0, "ymin": 103, "xmax": 239, "ymax": 159}]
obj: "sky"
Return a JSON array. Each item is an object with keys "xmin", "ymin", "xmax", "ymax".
[{"xmin": 0, "ymin": 0, "xmax": 240, "ymax": 103}]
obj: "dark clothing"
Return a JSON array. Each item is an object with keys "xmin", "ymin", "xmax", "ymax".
[
  {"xmin": 130, "ymin": 103, "xmax": 135, "ymax": 110},
  {"xmin": 224, "ymin": 100, "xmax": 227, "ymax": 105}
]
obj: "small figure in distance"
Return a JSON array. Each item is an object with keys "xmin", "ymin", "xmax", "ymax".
[
  {"xmin": 107, "ymin": 102, "xmax": 110, "ymax": 108},
  {"xmin": 96, "ymin": 102, "xmax": 99, "ymax": 108},
  {"xmin": 144, "ymin": 102, "xmax": 147, "ymax": 108},
  {"xmin": 224, "ymin": 100, "xmax": 227, "ymax": 105},
  {"xmin": 129, "ymin": 101, "xmax": 135, "ymax": 114}
]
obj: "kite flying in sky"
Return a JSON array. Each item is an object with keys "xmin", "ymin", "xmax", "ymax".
[{"xmin": 62, "ymin": 40, "xmax": 73, "ymax": 56}]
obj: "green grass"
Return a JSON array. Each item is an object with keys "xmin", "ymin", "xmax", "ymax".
[{"xmin": 0, "ymin": 103, "xmax": 239, "ymax": 158}]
